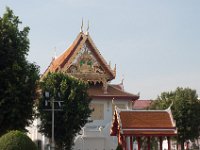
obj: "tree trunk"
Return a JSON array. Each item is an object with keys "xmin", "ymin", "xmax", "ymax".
[
  {"xmin": 181, "ymin": 140, "xmax": 185, "ymax": 150},
  {"xmin": 177, "ymin": 142, "xmax": 178, "ymax": 150}
]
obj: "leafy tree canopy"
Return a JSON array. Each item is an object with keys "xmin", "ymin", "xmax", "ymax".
[
  {"xmin": 150, "ymin": 87, "xmax": 200, "ymax": 149},
  {"xmin": 0, "ymin": 7, "xmax": 39, "ymax": 135},
  {"xmin": 37, "ymin": 72, "xmax": 92, "ymax": 150}
]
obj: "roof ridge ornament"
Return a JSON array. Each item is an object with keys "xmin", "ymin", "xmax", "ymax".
[
  {"xmin": 166, "ymin": 101, "xmax": 173, "ymax": 111},
  {"xmin": 120, "ymin": 74, "xmax": 124, "ymax": 85},
  {"xmin": 112, "ymin": 98, "xmax": 115, "ymax": 105},
  {"xmin": 80, "ymin": 18, "xmax": 83, "ymax": 33},
  {"xmin": 86, "ymin": 20, "xmax": 89, "ymax": 35},
  {"xmin": 114, "ymin": 64, "xmax": 116, "ymax": 76},
  {"xmin": 165, "ymin": 101, "xmax": 176, "ymax": 127},
  {"xmin": 53, "ymin": 47, "xmax": 57, "ymax": 59},
  {"xmin": 119, "ymin": 76, "xmax": 124, "ymax": 91}
]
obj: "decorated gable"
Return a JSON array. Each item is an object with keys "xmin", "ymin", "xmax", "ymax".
[
  {"xmin": 65, "ymin": 42, "xmax": 108, "ymax": 83},
  {"xmin": 44, "ymin": 32, "xmax": 116, "ymax": 84}
]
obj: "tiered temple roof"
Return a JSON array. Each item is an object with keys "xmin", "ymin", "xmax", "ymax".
[
  {"xmin": 43, "ymin": 32, "xmax": 115, "ymax": 82},
  {"xmin": 43, "ymin": 31, "xmax": 139, "ymax": 101}
]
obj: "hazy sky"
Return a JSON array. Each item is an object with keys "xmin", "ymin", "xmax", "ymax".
[{"xmin": 1, "ymin": 0, "xmax": 200, "ymax": 99}]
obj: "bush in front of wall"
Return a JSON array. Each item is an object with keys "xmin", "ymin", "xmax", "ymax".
[
  {"xmin": 116, "ymin": 144, "xmax": 123, "ymax": 150},
  {"xmin": 0, "ymin": 130, "xmax": 37, "ymax": 150}
]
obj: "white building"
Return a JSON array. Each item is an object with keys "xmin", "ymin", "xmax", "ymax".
[{"xmin": 27, "ymin": 30, "xmax": 139, "ymax": 150}]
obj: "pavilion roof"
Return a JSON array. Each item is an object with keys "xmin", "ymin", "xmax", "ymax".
[
  {"xmin": 42, "ymin": 31, "xmax": 139, "ymax": 99},
  {"xmin": 110, "ymin": 107, "xmax": 177, "ymax": 136}
]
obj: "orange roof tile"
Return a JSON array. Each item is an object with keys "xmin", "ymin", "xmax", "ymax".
[
  {"xmin": 110, "ymin": 108, "xmax": 177, "ymax": 136},
  {"xmin": 43, "ymin": 33, "xmax": 84, "ymax": 74},
  {"xmin": 43, "ymin": 32, "xmax": 116, "ymax": 81},
  {"xmin": 120, "ymin": 111, "xmax": 174, "ymax": 128},
  {"xmin": 133, "ymin": 100, "xmax": 152, "ymax": 109},
  {"xmin": 88, "ymin": 84, "xmax": 139, "ymax": 100},
  {"xmin": 111, "ymin": 83, "xmax": 124, "ymax": 91}
]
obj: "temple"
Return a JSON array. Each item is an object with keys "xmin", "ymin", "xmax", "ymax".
[
  {"xmin": 43, "ymin": 31, "xmax": 139, "ymax": 101},
  {"xmin": 28, "ymin": 28, "xmax": 177, "ymax": 150},
  {"xmin": 42, "ymin": 30, "xmax": 139, "ymax": 150}
]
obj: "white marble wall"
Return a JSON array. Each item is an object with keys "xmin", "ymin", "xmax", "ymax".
[
  {"xmin": 73, "ymin": 98, "xmax": 131, "ymax": 150},
  {"xmin": 27, "ymin": 98, "xmax": 131, "ymax": 150}
]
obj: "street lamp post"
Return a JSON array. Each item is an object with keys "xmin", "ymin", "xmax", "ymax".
[
  {"xmin": 51, "ymin": 96, "xmax": 55, "ymax": 150},
  {"xmin": 44, "ymin": 91, "xmax": 63, "ymax": 150}
]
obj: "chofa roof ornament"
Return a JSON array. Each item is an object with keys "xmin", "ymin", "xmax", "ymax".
[
  {"xmin": 80, "ymin": 19, "xmax": 89, "ymax": 35},
  {"xmin": 86, "ymin": 20, "xmax": 89, "ymax": 35},
  {"xmin": 80, "ymin": 18, "xmax": 83, "ymax": 32},
  {"xmin": 166, "ymin": 101, "xmax": 173, "ymax": 111}
]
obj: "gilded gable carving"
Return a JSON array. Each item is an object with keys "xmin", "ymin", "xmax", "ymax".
[
  {"xmin": 67, "ymin": 43, "xmax": 104, "ymax": 74},
  {"xmin": 43, "ymin": 32, "xmax": 116, "ymax": 82},
  {"xmin": 65, "ymin": 43, "xmax": 107, "ymax": 83}
]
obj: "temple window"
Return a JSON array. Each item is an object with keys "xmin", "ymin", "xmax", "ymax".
[{"xmin": 90, "ymin": 103, "xmax": 104, "ymax": 120}]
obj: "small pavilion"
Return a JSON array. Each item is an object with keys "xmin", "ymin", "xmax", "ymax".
[{"xmin": 110, "ymin": 106, "xmax": 177, "ymax": 150}]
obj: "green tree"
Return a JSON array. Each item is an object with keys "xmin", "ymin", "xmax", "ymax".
[
  {"xmin": 0, "ymin": 7, "xmax": 39, "ymax": 136},
  {"xmin": 37, "ymin": 72, "xmax": 92, "ymax": 150},
  {"xmin": 150, "ymin": 87, "xmax": 200, "ymax": 150}
]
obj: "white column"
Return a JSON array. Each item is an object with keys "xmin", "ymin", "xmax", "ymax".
[{"xmin": 126, "ymin": 136, "xmax": 130, "ymax": 150}]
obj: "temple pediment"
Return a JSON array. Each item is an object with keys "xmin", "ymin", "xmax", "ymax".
[
  {"xmin": 66, "ymin": 42, "xmax": 108, "ymax": 83},
  {"xmin": 43, "ymin": 32, "xmax": 116, "ymax": 84}
]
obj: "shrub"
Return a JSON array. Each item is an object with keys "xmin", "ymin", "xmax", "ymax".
[
  {"xmin": 0, "ymin": 130, "xmax": 37, "ymax": 150},
  {"xmin": 116, "ymin": 144, "xmax": 123, "ymax": 150}
]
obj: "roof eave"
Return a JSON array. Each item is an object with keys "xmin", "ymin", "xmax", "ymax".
[{"xmin": 90, "ymin": 95, "xmax": 139, "ymax": 100}]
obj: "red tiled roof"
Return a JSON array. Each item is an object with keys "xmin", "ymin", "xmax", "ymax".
[
  {"xmin": 111, "ymin": 83, "xmax": 124, "ymax": 91},
  {"xmin": 133, "ymin": 100, "xmax": 152, "ymax": 109},
  {"xmin": 110, "ymin": 108, "xmax": 177, "ymax": 136},
  {"xmin": 44, "ymin": 33, "xmax": 83, "ymax": 74},
  {"xmin": 88, "ymin": 84, "xmax": 139, "ymax": 100},
  {"xmin": 120, "ymin": 111, "xmax": 174, "ymax": 128}
]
